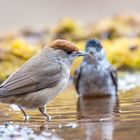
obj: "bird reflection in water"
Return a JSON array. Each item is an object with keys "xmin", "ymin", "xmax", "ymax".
[{"xmin": 77, "ymin": 95, "xmax": 119, "ymax": 140}]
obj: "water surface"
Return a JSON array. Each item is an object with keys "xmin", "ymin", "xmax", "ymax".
[{"xmin": 0, "ymin": 83, "xmax": 140, "ymax": 140}]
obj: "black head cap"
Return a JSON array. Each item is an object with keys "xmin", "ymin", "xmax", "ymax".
[{"xmin": 85, "ymin": 39, "xmax": 102, "ymax": 52}]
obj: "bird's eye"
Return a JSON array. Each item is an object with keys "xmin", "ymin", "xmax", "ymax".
[{"xmin": 66, "ymin": 51, "xmax": 72, "ymax": 55}]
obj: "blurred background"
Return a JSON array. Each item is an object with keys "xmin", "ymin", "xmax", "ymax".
[
  {"xmin": 0, "ymin": 0, "xmax": 140, "ymax": 86},
  {"xmin": 0, "ymin": 0, "xmax": 140, "ymax": 29},
  {"xmin": 0, "ymin": 1, "xmax": 139, "ymax": 82},
  {"xmin": 0, "ymin": 0, "xmax": 140, "ymax": 82}
]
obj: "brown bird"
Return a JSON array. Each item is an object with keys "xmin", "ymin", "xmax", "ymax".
[{"xmin": 0, "ymin": 39, "xmax": 87, "ymax": 121}]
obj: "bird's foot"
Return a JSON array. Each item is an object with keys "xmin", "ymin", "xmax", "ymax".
[
  {"xmin": 18, "ymin": 105, "xmax": 30, "ymax": 122},
  {"xmin": 44, "ymin": 114, "xmax": 51, "ymax": 121},
  {"xmin": 24, "ymin": 115, "xmax": 30, "ymax": 122},
  {"xmin": 39, "ymin": 106, "xmax": 51, "ymax": 121}
]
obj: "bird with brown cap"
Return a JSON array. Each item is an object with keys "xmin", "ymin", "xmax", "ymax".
[{"xmin": 0, "ymin": 39, "xmax": 87, "ymax": 121}]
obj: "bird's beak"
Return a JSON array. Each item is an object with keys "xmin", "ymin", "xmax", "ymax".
[{"xmin": 76, "ymin": 51, "xmax": 88, "ymax": 57}]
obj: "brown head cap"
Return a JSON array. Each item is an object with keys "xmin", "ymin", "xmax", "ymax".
[{"xmin": 48, "ymin": 39, "xmax": 79, "ymax": 53}]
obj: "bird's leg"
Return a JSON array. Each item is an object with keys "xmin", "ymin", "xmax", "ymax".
[
  {"xmin": 18, "ymin": 105, "xmax": 30, "ymax": 122},
  {"xmin": 39, "ymin": 106, "xmax": 51, "ymax": 121}
]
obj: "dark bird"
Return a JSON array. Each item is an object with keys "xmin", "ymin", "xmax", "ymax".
[
  {"xmin": 74, "ymin": 39, "xmax": 118, "ymax": 97},
  {"xmin": 0, "ymin": 39, "xmax": 87, "ymax": 121}
]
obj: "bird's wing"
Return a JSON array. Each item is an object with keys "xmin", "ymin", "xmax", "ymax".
[
  {"xmin": 108, "ymin": 66, "xmax": 118, "ymax": 93},
  {"xmin": 0, "ymin": 54, "xmax": 62, "ymax": 97},
  {"xmin": 73, "ymin": 66, "xmax": 82, "ymax": 94}
]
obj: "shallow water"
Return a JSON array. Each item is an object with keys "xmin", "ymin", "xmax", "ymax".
[{"xmin": 0, "ymin": 82, "xmax": 140, "ymax": 140}]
